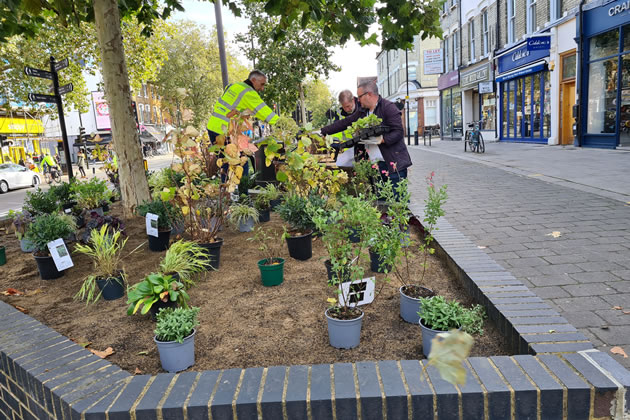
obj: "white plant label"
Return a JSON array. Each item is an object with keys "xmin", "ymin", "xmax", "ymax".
[
  {"xmin": 47, "ymin": 238, "xmax": 73, "ymax": 271},
  {"xmin": 338, "ymin": 277, "xmax": 375, "ymax": 307},
  {"xmin": 64, "ymin": 208, "xmax": 72, "ymax": 214},
  {"xmin": 146, "ymin": 213, "xmax": 159, "ymax": 237}
]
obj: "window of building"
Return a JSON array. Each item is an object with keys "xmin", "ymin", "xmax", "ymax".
[
  {"xmin": 142, "ymin": 84, "xmax": 147, "ymax": 97},
  {"xmin": 469, "ymin": 19, "xmax": 476, "ymax": 62},
  {"xmin": 482, "ymin": 10, "xmax": 489, "ymax": 55},
  {"xmin": 408, "ymin": 66, "xmax": 417, "ymax": 81},
  {"xmin": 444, "ymin": 36, "xmax": 450, "ymax": 71},
  {"xmin": 562, "ymin": 53, "xmax": 576, "ymax": 80},
  {"xmin": 527, "ymin": 0, "xmax": 537, "ymax": 34},
  {"xmin": 508, "ymin": 0, "xmax": 516, "ymax": 43},
  {"xmin": 453, "ymin": 30, "xmax": 460, "ymax": 68},
  {"xmin": 550, "ymin": 0, "xmax": 562, "ymax": 21},
  {"xmin": 138, "ymin": 104, "xmax": 144, "ymax": 123}
]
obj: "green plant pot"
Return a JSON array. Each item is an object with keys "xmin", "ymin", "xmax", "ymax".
[
  {"xmin": 258, "ymin": 258, "xmax": 285, "ymax": 287},
  {"xmin": 0, "ymin": 246, "xmax": 6, "ymax": 266}
]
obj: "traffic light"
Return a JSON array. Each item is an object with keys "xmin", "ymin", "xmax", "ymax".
[
  {"xmin": 0, "ymin": 134, "xmax": 7, "ymax": 148},
  {"xmin": 78, "ymin": 127, "xmax": 86, "ymax": 141},
  {"xmin": 307, "ymin": 110, "xmax": 313, "ymax": 122}
]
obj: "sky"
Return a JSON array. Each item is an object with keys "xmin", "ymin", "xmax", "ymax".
[{"xmin": 171, "ymin": 1, "xmax": 380, "ymax": 97}]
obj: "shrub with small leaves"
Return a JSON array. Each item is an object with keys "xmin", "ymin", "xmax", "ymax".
[
  {"xmin": 154, "ymin": 307, "xmax": 200, "ymax": 343},
  {"xmin": 418, "ymin": 296, "xmax": 485, "ymax": 335}
]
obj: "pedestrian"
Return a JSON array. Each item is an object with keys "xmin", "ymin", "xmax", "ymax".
[
  {"xmin": 18, "ymin": 157, "xmax": 25, "ymax": 167},
  {"xmin": 77, "ymin": 151, "xmax": 87, "ymax": 178}
]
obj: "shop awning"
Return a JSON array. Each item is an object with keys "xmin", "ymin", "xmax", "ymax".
[
  {"xmin": 496, "ymin": 62, "xmax": 546, "ymax": 83},
  {"xmin": 140, "ymin": 125, "xmax": 165, "ymax": 142},
  {"xmin": 0, "ymin": 117, "xmax": 44, "ymax": 134}
]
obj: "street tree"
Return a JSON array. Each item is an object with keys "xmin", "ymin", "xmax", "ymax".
[{"xmin": 304, "ymin": 79, "xmax": 336, "ymax": 129}]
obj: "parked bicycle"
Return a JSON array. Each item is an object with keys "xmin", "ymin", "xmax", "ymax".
[{"xmin": 464, "ymin": 120, "xmax": 485, "ymax": 153}]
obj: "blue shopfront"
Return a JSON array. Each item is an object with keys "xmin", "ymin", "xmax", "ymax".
[
  {"xmin": 496, "ymin": 38, "xmax": 551, "ymax": 143},
  {"xmin": 579, "ymin": 0, "xmax": 630, "ymax": 148}
]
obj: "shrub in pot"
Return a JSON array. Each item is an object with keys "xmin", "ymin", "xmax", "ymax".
[
  {"xmin": 276, "ymin": 194, "xmax": 316, "ymax": 261},
  {"xmin": 127, "ymin": 273, "xmax": 190, "ymax": 320},
  {"xmin": 74, "ymin": 225, "xmax": 130, "ymax": 304},
  {"xmin": 80, "ymin": 212, "xmax": 125, "ymax": 244},
  {"xmin": 260, "ymin": 183, "xmax": 282, "ymax": 210},
  {"xmin": 137, "ymin": 200, "xmax": 177, "ymax": 252},
  {"xmin": 154, "ymin": 307, "xmax": 200, "ymax": 372},
  {"xmin": 373, "ymin": 174, "xmax": 447, "ymax": 324},
  {"xmin": 23, "ymin": 189, "xmax": 58, "ymax": 216},
  {"xmin": 228, "ymin": 202, "xmax": 259, "ymax": 232},
  {"xmin": 253, "ymin": 190, "xmax": 271, "ymax": 222},
  {"xmin": 24, "ymin": 213, "xmax": 77, "ymax": 280},
  {"xmin": 248, "ymin": 227, "xmax": 285, "ymax": 286},
  {"xmin": 8, "ymin": 209, "xmax": 36, "ymax": 252},
  {"xmin": 158, "ymin": 240, "xmax": 211, "ymax": 288},
  {"xmin": 417, "ymin": 296, "xmax": 485, "ymax": 357},
  {"xmin": 49, "ymin": 181, "xmax": 76, "ymax": 211},
  {"xmin": 71, "ymin": 178, "xmax": 112, "ymax": 215}
]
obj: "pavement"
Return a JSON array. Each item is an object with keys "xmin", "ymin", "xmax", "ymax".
[
  {"xmin": 407, "ymin": 139, "xmax": 630, "ymax": 368},
  {"xmin": 0, "ymin": 153, "xmax": 175, "ymax": 218}
]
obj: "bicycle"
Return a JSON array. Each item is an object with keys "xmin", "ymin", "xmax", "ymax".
[
  {"xmin": 464, "ymin": 120, "xmax": 485, "ymax": 153},
  {"xmin": 43, "ymin": 165, "xmax": 62, "ymax": 184}
]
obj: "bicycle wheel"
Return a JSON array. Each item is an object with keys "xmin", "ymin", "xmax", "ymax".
[
  {"xmin": 464, "ymin": 132, "xmax": 469, "ymax": 151},
  {"xmin": 44, "ymin": 172, "xmax": 52, "ymax": 184},
  {"xmin": 477, "ymin": 134, "xmax": 485, "ymax": 153},
  {"xmin": 52, "ymin": 171, "xmax": 61, "ymax": 183}
]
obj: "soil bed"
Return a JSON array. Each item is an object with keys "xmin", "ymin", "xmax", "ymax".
[{"xmin": 0, "ymin": 202, "xmax": 509, "ymax": 375}]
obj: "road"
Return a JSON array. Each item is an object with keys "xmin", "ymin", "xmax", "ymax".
[{"xmin": 0, "ymin": 154, "xmax": 175, "ymax": 218}]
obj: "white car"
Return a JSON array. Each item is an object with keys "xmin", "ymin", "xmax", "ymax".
[{"xmin": 0, "ymin": 163, "xmax": 41, "ymax": 193}]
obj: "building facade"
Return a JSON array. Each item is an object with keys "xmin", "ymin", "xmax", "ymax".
[
  {"xmin": 376, "ymin": 35, "xmax": 441, "ymax": 137},
  {"xmin": 439, "ymin": 0, "xmax": 464, "ymax": 139}
]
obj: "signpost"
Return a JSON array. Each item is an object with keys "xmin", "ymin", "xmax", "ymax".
[{"xmin": 25, "ymin": 56, "xmax": 74, "ymax": 179}]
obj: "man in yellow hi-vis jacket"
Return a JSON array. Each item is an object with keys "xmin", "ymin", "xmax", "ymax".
[{"xmin": 207, "ymin": 70, "xmax": 279, "ymax": 143}]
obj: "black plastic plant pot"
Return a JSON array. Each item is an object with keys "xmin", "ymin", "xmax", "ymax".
[
  {"xmin": 198, "ymin": 238, "xmax": 224, "ymax": 270},
  {"xmin": 269, "ymin": 199, "xmax": 281, "ymax": 211},
  {"xmin": 62, "ymin": 201, "xmax": 77, "ymax": 212},
  {"xmin": 369, "ymin": 249, "xmax": 392, "ymax": 273},
  {"xmin": 348, "ymin": 227, "xmax": 361, "ymax": 243},
  {"xmin": 258, "ymin": 208, "xmax": 271, "ymax": 223},
  {"xmin": 323, "ymin": 259, "xmax": 351, "ymax": 283},
  {"xmin": 34, "ymin": 254, "xmax": 64, "ymax": 280},
  {"xmin": 286, "ymin": 231, "xmax": 312, "ymax": 261},
  {"xmin": 150, "ymin": 300, "xmax": 179, "ymax": 321},
  {"xmin": 148, "ymin": 229, "xmax": 172, "ymax": 252},
  {"xmin": 96, "ymin": 275, "xmax": 125, "ymax": 301}
]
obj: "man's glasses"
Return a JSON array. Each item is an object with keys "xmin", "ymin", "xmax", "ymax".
[{"xmin": 358, "ymin": 92, "xmax": 370, "ymax": 99}]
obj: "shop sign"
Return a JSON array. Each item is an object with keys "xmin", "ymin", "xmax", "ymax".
[
  {"xmin": 479, "ymin": 82, "xmax": 494, "ymax": 93},
  {"xmin": 91, "ymin": 91, "xmax": 111, "ymax": 130},
  {"xmin": 0, "ymin": 117, "xmax": 44, "ymax": 135},
  {"xmin": 438, "ymin": 70, "xmax": 459, "ymax": 90},
  {"xmin": 584, "ymin": 0, "xmax": 630, "ymax": 37},
  {"xmin": 527, "ymin": 36, "xmax": 550, "ymax": 51},
  {"xmin": 423, "ymin": 49, "xmax": 444, "ymax": 75},
  {"xmin": 461, "ymin": 64, "xmax": 490, "ymax": 88},
  {"xmin": 498, "ymin": 41, "xmax": 550, "ymax": 73}
]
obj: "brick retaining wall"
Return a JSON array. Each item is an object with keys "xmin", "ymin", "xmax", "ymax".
[{"xmin": 1, "ymin": 212, "xmax": 629, "ymax": 419}]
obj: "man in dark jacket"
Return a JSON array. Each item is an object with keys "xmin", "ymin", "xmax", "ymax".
[{"xmin": 320, "ymin": 90, "xmax": 366, "ymax": 136}]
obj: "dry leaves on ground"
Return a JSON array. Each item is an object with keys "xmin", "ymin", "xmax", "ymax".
[
  {"xmin": 89, "ymin": 347, "xmax": 115, "ymax": 359},
  {"xmin": 546, "ymin": 231, "xmax": 562, "ymax": 238},
  {"xmin": 611, "ymin": 347, "xmax": 628, "ymax": 358}
]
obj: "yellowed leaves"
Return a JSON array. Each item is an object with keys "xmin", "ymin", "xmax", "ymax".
[
  {"xmin": 611, "ymin": 347, "xmax": 628, "ymax": 358},
  {"xmin": 89, "ymin": 347, "xmax": 115, "ymax": 359},
  {"xmin": 546, "ymin": 231, "xmax": 562, "ymax": 238},
  {"xmin": 426, "ymin": 330, "xmax": 474, "ymax": 386}
]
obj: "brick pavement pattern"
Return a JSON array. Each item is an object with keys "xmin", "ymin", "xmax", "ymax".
[{"xmin": 407, "ymin": 147, "xmax": 630, "ymax": 368}]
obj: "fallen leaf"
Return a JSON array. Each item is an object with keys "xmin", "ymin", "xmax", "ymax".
[
  {"xmin": 477, "ymin": 246, "xmax": 487, "ymax": 249},
  {"xmin": 623, "ymin": 311, "xmax": 630, "ymax": 315},
  {"xmin": 546, "ymin": 231, "xmax": 562, "ymax": 238},
  {"xmin": 134, "ymin": 367, "xmax": 143, "ymax": 375},
  {"xmin": 24, "ymin": 288, "xmax": 42, "ymax": 296},
  {"xmin": 79, "ymin": 342, "xmax": 92, "ymax": 348},
  {"xmin": 89, "ymin": 347, "xmax": 114, "ymax": 359},
  {"xmin": 613, "ymin": 306, "xmax": 623, "ymax": 310},
  {"xmin": 12, "ymin": 305, "xmax": 28, "ymax": 313},
  {"xmin": 611, "ymin": 347, "xmax": 628, "ymax": 358},
  {"xmin": 2, "ymin": 288, "xmax": 23, "ymax": 296},
  {"xmin": 548, "ymin": 329, "xmax": 556, "ymax": 333},
  {"xmin": 426, "ymin": 330, "xmax": 474, "ymax": 386},
  {"xmin": 137, "ymin": 351, "xmax": 149, "ymax": 356}
]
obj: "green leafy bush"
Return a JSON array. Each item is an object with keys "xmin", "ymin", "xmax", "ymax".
[
  {"xmin": 49, "ymin": 181, "xmax": 76, "ymax": 206},
  {"xmin": 275, "ymin": 194, "xmax": 315, "ymax": 234},
  {"xmin": 137, "ymin": 200, "xmax": 179, "ymax": 230},
  {"xmin": 148, "ymin": 168, "xmax": 185, "ymax": 198},
  {"xmin": 127, "ymin": 273, "xmax": 190, "ymax": 315},
  {"xmin": 154, "ymin": 307, "xmax": 200, "ymax": 343},
  {"xmin": 25, "ymin": 213, "xmax": 77, "ymax": 254},
  {"xmin": 71, "ymin": 178, "xmax": 112, "ymax": 209},
  {"xmin": 24, "ymin": 189, "xmax": 58, "ymax": 216},
  {"xmin": 418, "ymin": 296, "xmax": 485, "ymax": 335},
  {"xmin": 228, "ymin": 202, "xmax": 259, "ymax": 228},
  {"xmin": 349, "ymin": 114, "xmax": 382, "ymax": 135},
  {"xmin": 159, "ymin": 240, "xmax": 210, "ymax": 288}
]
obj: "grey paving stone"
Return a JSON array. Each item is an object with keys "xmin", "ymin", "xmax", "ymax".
[
  {"xmin": 536, "ymin": 264, "xmax": 584, "ymax": 275},
  {"xmin": 580, "ymin": 329, "xmax": 604, "ymax": 347},
  {"xmin": 594, "ymin": 309, "xmax": 630, "ymax": 326},
  {"xmin": 487, "ymin": 251, "xmax": 520, "ymax": 260},
  {"xmin": 527, "ymin": 274, "xmax": 576, "ymax": 287},
  {"xmin": 569, "ymin": 271, "xmax": 621, "ymax": 283},
  {"xmin": 489, "ymin": 244, "xmax": 529, "ymax": 253},
  {"xmin": 533, "ymin": 286, "xmax": 571, "ymax": 299},
  {"xmin": 561, "ymin": 283, "xmax": 617, "ymax": 297},
  {"xmin": 504, "ymin": 257, "xmax": 550, "ymax": 268},
  {"xmin": 553, "ymin": 297, "xmax": 612, "ymax": 312},
  {"xmin": 601, "ymin": 293, "xmax": 630, "ymax": 307},
  {"xmin": 576, "ymin": 261, "xmax": 627, "ymax": 272},
  {"xmin": 610, "ymin": 270, "xmax": 630, "ymax": 281},
  {"xmin": 562, "ymin": 311, "xmax": 606, "ymax": 328},
  {"xmin": 590, "ymin": 325, "xmax": 630, "ymax": 345}
]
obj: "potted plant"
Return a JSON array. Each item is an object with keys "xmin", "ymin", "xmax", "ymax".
[
  {"xmin": 276, "ymin": 194, "xmax": 316, "ymax": 261},
  {"xmin": 23, "ymin": 189, "xmax": 58, "ymax": 216},
  {"xmin": 228, "ymin": 202, "xmax": 259, "ymax": 232},
  {"xmin": 417, "ymin": 296, "xmax": 485, "ymax": 357},
  {"xmin": 71, "ymin": 178, "xmax": 112, "ymax": 215},
  {"xmin": 158, "ymin": 240, "xmax": 211, "ymax": 288},
  {"xmin": 154, "ymin": 306, "xmax": 199, "ymax": 372},
  {"xmin": 137, "ymin": 200, "xmax": 177, "ymax": 252},
  {"xmin": 80, "ymin": 212, "xmax": 125, "ymax": 244},
  {"xmin": 262, "ymin": 183, "xmax": 282, "ymax": 211},
  {"xmin": 127, "ymin": 273, "xmax": 190, "ymax": 320},
  {"xmin": 248, "ymin": 227, "xmax": 285, "ymax": 286},
  {"xmin": 253, "ymin": 190, "xmax": 272, "ymax": 222},
  {"xmin": 74, "ymin": 225, "xmax": 128, "ymax": 304},
  {"xmin": 24, "ymin": 213, "xmax": 77, "ymax": 280},
  {"xmin": 49, "ymin": 181, "xmax": 76, "ymax": 212},
  {"xmin": 8, "ymin": 210, "xmax": 36, "ymax": 252},
  {"xmin": 372, "ymin": 173, "xmax": 447, "ymax": 324},
  {"xmin": 0, "ymin": 244, "xmax": 6, "ymax": 266}
]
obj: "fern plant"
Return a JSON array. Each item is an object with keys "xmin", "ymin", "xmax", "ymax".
[{"xmin": 158, "ymin": 240, "xmax": 210, "ymax": 288}]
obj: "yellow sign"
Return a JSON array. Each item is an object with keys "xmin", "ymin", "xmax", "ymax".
[{"xmin": 0, "ymin": 117, "xmax": 44, "ymax": 134}]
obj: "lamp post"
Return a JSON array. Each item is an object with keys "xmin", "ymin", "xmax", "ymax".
[
  {"xmin": 214, "ymin": 0, "xmax": 229, "ymax": 88},
  {"xmin": 405, "ymin": 49, "xmax": 410, "ymax": 145}
]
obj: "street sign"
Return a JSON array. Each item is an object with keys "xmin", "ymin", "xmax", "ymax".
[
  {"xmin": 58, "ymin": 83, "xmax": 73, "ymax": 95},
  {"xmin": 24, "ymin": 66, "xmax": 53, "ymax": 80},
  {"xmin": 54, "ymin": 58, "xmax": 69, "ymax": 72},
  {"xmin": 28, "ymin": 93, "xmax": 56, "ymax": 103}
]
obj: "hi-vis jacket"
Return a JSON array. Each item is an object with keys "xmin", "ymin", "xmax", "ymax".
[{"xmin": 207, "ymin": 81, "xmax": 279, "ymax": 135}]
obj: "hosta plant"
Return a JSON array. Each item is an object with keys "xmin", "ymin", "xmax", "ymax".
[{"xmin": 127, "ymin": 273, "xmax": 190, "ymax": 316}]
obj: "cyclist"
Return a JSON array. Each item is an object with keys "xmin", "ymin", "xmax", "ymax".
[{"xmin": 41, "ymin": 153, "xmax": 60, "ymax": 182}]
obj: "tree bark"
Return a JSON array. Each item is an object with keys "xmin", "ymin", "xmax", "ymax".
[
  {"xmin": 299, "ymin": 84, "xmax": 307, "ymax": 126},
  {"xmin": 93, "ymin": 0, "xmax": 150, "ymax": 217}
]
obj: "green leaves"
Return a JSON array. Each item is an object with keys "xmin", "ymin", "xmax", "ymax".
[
  {"xmin": 126, "ymin": 273, "xmax": 189, "ymax": 316},
  {"xmin": 154, "ymin": 307, "xmax": 200, "ymax": 343},
  {"xmin": 418, "ymin": 296, "xmax": 486, "ymax": 335}
]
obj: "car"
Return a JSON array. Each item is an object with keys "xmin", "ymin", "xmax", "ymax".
[{"xmin": 0, "ymin": 163, "xmax": 41, "ymax": 193}]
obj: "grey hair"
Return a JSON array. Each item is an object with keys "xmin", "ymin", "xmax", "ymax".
[
  {"xmin": 357, "ymin": 80, "xmax": 378, "ymax": 95},
  {"xmin": 248, "ymin": 70, "xmax": 267, "ymax": 81},
  {"xmin": 338, "ymin": 90, "xmax": 354, "ymax": 103}
]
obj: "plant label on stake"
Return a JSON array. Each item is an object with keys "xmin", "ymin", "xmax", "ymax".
[
  {"xmin": 47, "ymin": 238, "xmax": 73, "ymax": 271},
  {"xmin": 146, "ymin": 213, "xmax": 159, "ymax": 237},
  {"xmin": 338, "ymin": 277, "xmax": 375, "ymax": 307}
]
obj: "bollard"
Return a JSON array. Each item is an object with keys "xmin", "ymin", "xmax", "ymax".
[
  {"xmin": 144, "ymin": 159, "xmax": 148, "ymax": 171},
  {"xmin": 92, "ymin": 167, "xmax": 96, "ymax": 174},
  {"xmin": 414, "ymin": 131, "xmax": 419, "ymax": 146}
]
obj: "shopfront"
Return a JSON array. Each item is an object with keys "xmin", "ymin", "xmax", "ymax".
[
  {"xmin": 460, "ymin": 62, "xmax": 496, "ymax": 133},
  {"xmin": 0, "ymin": 117, "xmax": 45, "ymax": 163},
  {"xmin": 580, "ymin": 0, "xmax": 630, "ymax": 148},
  {"xmin": 496, "ymin": 38, "xmax": 551, "ymax": 143},
  {"xmin": 439, "ymin": 70, "xmax": 463, "ymax": 139}
]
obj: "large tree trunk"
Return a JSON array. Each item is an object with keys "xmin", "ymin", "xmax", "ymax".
[{"xmin": 93, "ymin": 0, "xmax": 150, "ymax": 217}]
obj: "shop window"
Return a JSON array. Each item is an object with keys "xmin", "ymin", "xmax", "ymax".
[
  {"xmin": 620, "ymin": 55, "xmax": 630, "ymax": 146},
  {"xmin": 502, "ymin": 86, "xmax": 507, "ymax": 137},
  {"xmin": 452, "ymin": 88, "xmax": 463, "ymax": 135},
  {"xmin": 481, "ymin": 93, "xmax": 495, "ymax": 130},
  {"xmin": 587, "ymin": 57, "xmax": 618, "ymax": 134},
  {"xmin": 623, "ymin": 24, "xmax": 630, "ymax": 53},
  {"xmin": 469, "ymin": 19, "xmax": 476, "ymax": 61},
  {"xmin": 543, "ymin": 72, "xmax": 551, "ymax": 137},
  {"xmin": 482, "ymin": 11, "xmax": 489, "ymax": 56},
  {"xmin": 508, "ymin": 0, "xmax": 516, "ymax": 44},
  {"xmin": 589, "ymin": 29, "xmax": 619, "ymax": 60},
  {"xmin": 527, "ymin": 0, "xmax": 537, "ymax": 34},
  {"xmin": 533, "ymin": 75, "xmax": 541, "ymax": 136},
  {"xmin": 562, "ymin": 54, "xmax": 576, "ymax": 80}
]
